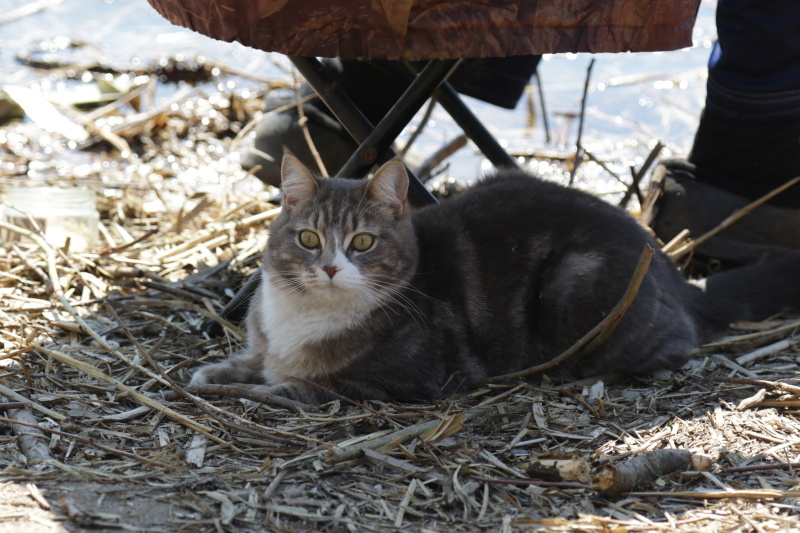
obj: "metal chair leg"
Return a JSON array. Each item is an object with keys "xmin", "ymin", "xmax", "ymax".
[
  {"xmin": 289, "ymin": 56, "xmax": 438, "ymax": 207},
  {"xmin": 404, "ymin": 63, "xmax": 519, "ymax": 170},
  {"xmin": 335, "ymin": 59, "xmax": 461, "ymax": 177}
]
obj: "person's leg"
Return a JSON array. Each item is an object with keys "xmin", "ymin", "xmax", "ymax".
[
  {"xmin": 689, "ymin": 0, "xmax": 800, "ymax": 206},
  {"xmin": 650, "ymin": 0, "xmax": 800, "ymax": 263}
]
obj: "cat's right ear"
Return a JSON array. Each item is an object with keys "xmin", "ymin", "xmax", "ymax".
[{"xmin": 281, "ymin": 151, "xmax": 319, "ymax": 207}]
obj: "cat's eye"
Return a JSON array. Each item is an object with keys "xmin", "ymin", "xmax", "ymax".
[
  {"xmin": 299, "ymin": 230, "xmax": 320, "ymax": 249},
  {"xmin": 351, "ymin": 233, "xmax": 374, "ymax": 251}
]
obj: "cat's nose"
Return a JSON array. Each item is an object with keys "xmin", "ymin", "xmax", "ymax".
[{"xmin": 322, "ymin": 265, "xmax": 340, "ymax": 279}]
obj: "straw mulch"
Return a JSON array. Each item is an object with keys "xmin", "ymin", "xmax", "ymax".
[{"xmin": 1, "ymin": 58, "xmax": 800, "ymax": 533}]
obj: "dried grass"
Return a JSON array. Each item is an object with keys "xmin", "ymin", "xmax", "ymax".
[{"xmin": 1, "ymin": 55, "xmax": 799, "ymax": 533}]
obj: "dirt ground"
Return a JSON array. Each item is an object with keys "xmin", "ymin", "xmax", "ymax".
[{"xmin": 2, "ymin": 335, "xmax": 800, "ymax": 533}]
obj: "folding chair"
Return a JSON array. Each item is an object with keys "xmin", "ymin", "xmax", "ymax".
[{"xmin": 146, "ymin": 0, "xmax": 701, "ymax": 322}]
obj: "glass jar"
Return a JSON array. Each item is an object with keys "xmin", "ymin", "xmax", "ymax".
[{"xmin": 1, "ymin": 187, "xmax": 99, "ymax": 251}]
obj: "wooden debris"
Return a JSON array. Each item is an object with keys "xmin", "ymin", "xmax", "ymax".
[
  {"xmin": 593, "ymin": 449, "xmax": 712, "ymax": 495},
  {"xmin": 525, "ymin": 452, "xmax": 591, "ymax": 483},
  {"xmin": 4, "ymin": 406, "xmax": 56, "ymax": 464}
]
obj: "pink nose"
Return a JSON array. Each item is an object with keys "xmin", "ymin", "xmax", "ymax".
[{"xmin": 322, "ymin": 265, "xmax": 340, "ymax": 279}]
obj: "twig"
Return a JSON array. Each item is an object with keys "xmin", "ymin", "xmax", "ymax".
[
  {"xmin": 735, "ymin": 339, "xmax": 797, "ymax": 366},
  {"xmin": 32, "ymin": 342, "xmax": 229, "ymax": 448},
  {"xmin": 0, "ymin": 0, "xmax": 61, "ymax": 25},
  {"xmin": 296, "ymin": 377, "xmax": 408, "ymax": 426},
  {"xmin": 582, "ymin": 150, "xmax": 625, "ymax": 188},
  {"xmin": 0, "ymin": 383, "xmax": 65, "ymax": 422},
  {"xmin": 534, "ymin": 72, "xmax": 551, "ymax": 143},
  {"xmin": 569, "ymin": 58, "xmax": 595, "ymax": 186},
  {"xmin": 325, "ymin": 408, "xmax": 490, "ymax": 464},
  {"xmin": 0, "ymin": 416, "xmax": 167, "ymax": 468},
  {"xmin": 619, "ymin": 140, "xmax": 663, "ymax": 208},
  {"xmin": 230, "ymin": 93, "xmax": 318, "ymax": 153},
  {"xmin": 481, "ymin": 244, "xmax": 654, "ymax": 384},
  {"xmin": 4, "ymin": 406, "xmax": 56, "ymax": 463},
  {"xmin": 400, "ymin": 98, "xmax": 437, "ymax": 156},
  {"xmin": 99, "ymin": 228, "xmax": 159, "ymax": 256},
  {"xmin": 592, "ymin": 449, "xmax": 697, "ymax": 494},
  {"xmin": 670, "ymin": 176, "xmax": 800, "ymax": 259},
  {"xmin": 661, "ymin": 229, "xmax": 691, "ymax": 255},
  {"xmin": 470, "ymin": 476, "xmax": 588, "ymax": 490},
  {"xmin": 294, "ymin": 72, "xmax": 328, "ymax": 176},
  {"xmin": 723, "ymin": 461, "xmax": 800, "ymax": 474},
  {"xmin": 416, "ymin": 134, "xmax": 468, "ymax": 182},
  {"xmin": 11, "ymin": 243, "xmax": 53, "ymax": 293},
  {"xmin": 262, "ymin": 468, "xmax": 289, "ymax": 500},
  {"xmin": 0, "ymin": 402, "xmax": 29, "ymax": 410},
  {"xmin": 712, "ymin": 376, "xmax": 800, "ymax": 396},
  {"xmin": 630, "ymin": 489, "xmax": 800, "ymax": 500}
]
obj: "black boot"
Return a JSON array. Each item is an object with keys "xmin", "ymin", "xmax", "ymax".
[{"xmin": 648, "ymin": 110, "xmax": 800, "ymax": 264}]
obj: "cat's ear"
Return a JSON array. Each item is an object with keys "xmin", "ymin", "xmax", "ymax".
[
  {"xmin": 281, "ymin": 151, "xmax": 318, "ymax": 206},
  {"xmin": 366, "ymin": 160, "xmax": 409, "ymax": 217}
]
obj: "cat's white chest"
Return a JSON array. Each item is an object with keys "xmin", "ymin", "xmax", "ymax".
[{"xmin": 257, "ymin": 275, "xmax": 372, "ymax": 360}]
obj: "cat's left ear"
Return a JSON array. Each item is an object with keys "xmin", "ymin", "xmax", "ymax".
[{"xmin": 366, "ymin": 160, "xmax": 409, "ymax": 217}]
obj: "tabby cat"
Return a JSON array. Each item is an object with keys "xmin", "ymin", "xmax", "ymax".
[{"xmin": 190, "ymin": 153, "xmax": 800, "ymax": 403}]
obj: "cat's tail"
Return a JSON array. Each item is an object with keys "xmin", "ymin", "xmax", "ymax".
[{"xmin": 686, "ymin": 257, "xmax": 800, "ymax": 335}]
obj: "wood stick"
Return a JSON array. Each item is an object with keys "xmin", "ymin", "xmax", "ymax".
[
  {"xmin": 568, "ymin": 58, "xmax": 595, "ymax": 186},
  {"xmin": 630, "ymin": 488, "xmax": 800, "ymax": 500},
  {"xmin": 481, "ymin": 244, "xmax": 654, "ymax": 384},
  {"xmin": 712, "ymin": 376, "xmax": 800, "ymax": 396},
  {"xmin": 325, "ymin": 408, "xmax": 489, "ymax": 464},
  {"xmin": 4, "ymin": 407, "xmax": 56, "ymax": 463},
  {"xmin": 400, "ymin": 97, "xmax": 437, "ymax": 156},
  {"xmin": 0, "ymin": 383, "xmax": 65, "ymax": 422},
  {"xmin": 0, "ymin": 416, "xmax": 167, "ymax": 468},
  {"xmin": 32, "ymin": 343, "xmax": 230, "ymax": 448},
  {"xmin": 294, "ymin": 73, "xmax": 328, "ymax": 177},
  {"xmin": 471, "ymin": 476, "xmax": 588, "ymax": 490},
  {"xmin": 619, "ymin": 141, "xmax": 663, "ymax": 209},
  {"xmin": 735, "ymin": 339, "xmax": 797, "ymax": 366},
  {"xmin": 416, "ymin": 134, "xmax": 468, "ymax": 182}
]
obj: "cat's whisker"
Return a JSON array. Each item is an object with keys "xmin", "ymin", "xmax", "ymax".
[
  {"xmin": 362, "ymin": 278, "xmax": 431, "ymax": 319},
  {"xmin": 359, "ymin": 282, "xmax": 429, "ymax": 333},
  {"xmin": 366, "ymin": 274, "xmax": 442, "ymax": 304}
]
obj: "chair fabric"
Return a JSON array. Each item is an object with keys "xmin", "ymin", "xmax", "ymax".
[{"xmin": 147, "ymin": 0, "xmax": 701, "ymax": 61}]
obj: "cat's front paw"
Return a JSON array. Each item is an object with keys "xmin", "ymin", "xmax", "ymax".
[{"xmin": 189, "ymin": 363, "xmax": 234, "ymax": 386}]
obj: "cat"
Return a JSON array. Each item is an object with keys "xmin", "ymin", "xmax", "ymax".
[{"xmin": 190, "ymin": 152, "xmax": 800, "ymax": 404}]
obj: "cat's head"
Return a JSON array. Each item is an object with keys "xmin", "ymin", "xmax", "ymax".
[{"xmin": 263, "ymin": 152, "xmax": 419, "ymax": 308}]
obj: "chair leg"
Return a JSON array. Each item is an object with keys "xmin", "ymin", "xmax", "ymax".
[
  {"xmin": 289, "ymin": 56, "xmax": 438, "ymax": 207},
  {"xmin": 335, "ymin": 59, "xmax": 461, "ymax": 178},
  {"xmin": 404, "ymin": 64, "xmax": 520, "ymax": 170}
]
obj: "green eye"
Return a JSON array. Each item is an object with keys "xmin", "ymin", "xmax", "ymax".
[
  {"xmin": 351, "ymin": 233, "xmax": 374, "ymax": 251},
  {"xmin": 299, "ymin": 230, "xmax": 320, "ymax": 249}
]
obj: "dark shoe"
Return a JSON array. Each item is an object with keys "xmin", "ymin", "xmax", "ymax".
[
  {"xmin": 240, "ymin": 97, "xmax": 358, "ymax": 187},
  {"xmin": 644, "ymin": 159, "xmax": 800, "ymax": 265}
]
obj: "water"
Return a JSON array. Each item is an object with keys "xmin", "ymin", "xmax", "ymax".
[{"xmin": 0, "ymin": 0, "xmax": 718, "ymax": 202}]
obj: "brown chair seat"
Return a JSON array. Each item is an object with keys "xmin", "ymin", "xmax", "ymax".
[{"xmin": 146, "ymin": 0, "xmax": 700, "ymax": 61}]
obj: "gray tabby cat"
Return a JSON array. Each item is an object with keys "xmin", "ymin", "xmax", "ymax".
[{"xmin": 190, "ymin": 153, "xmax": 800, "ymax": 403}]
